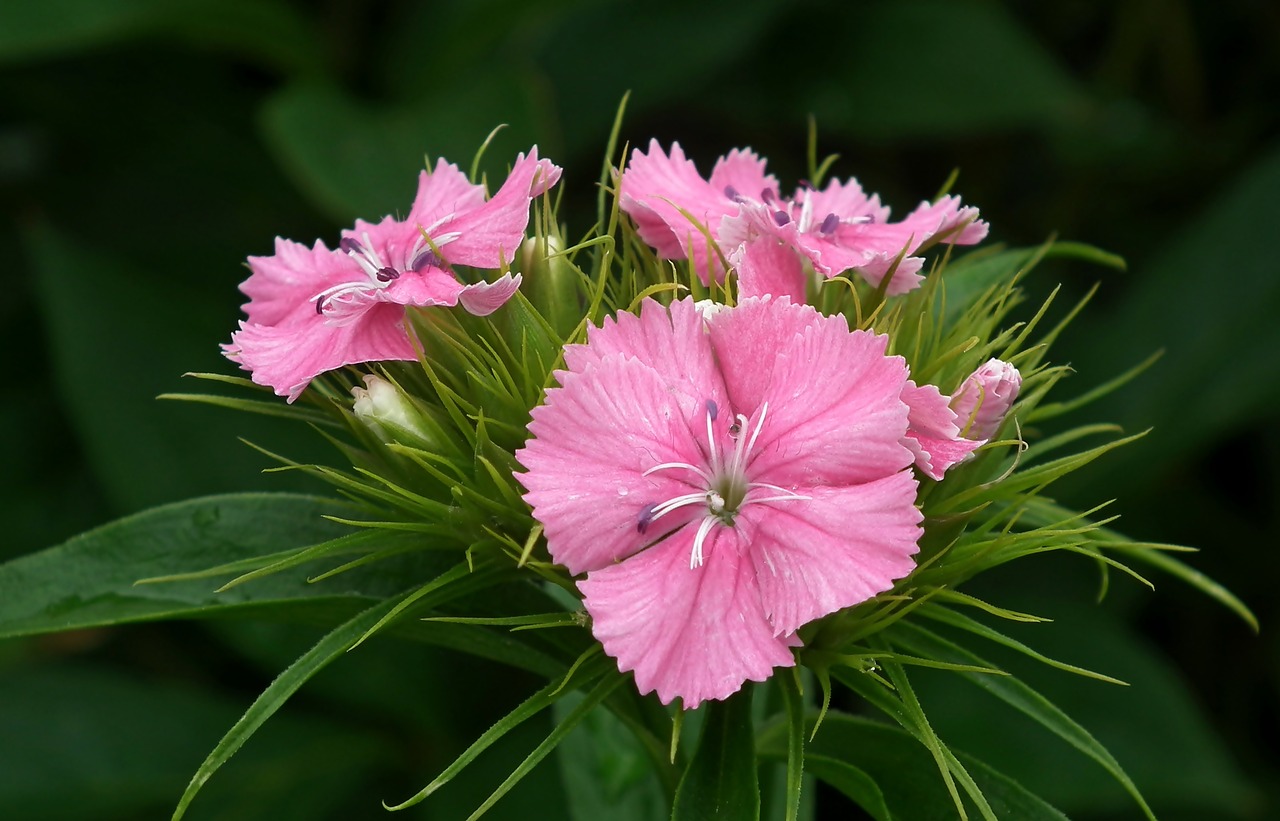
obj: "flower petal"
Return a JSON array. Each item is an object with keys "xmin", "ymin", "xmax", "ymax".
[
  {"xmin": 563, "ymin": 298, "xmax": 726, "ymax": 409},
  {"xmin": 901, "ymin": 381, "xmax": 983, "ymax": 481},
  {"xmin": 708, "ymin": 297, "xmax": 914, "ymax": 486},
  {"xmin": 619, "ymin": 141, "xmax": 739, "ymax": 281},
  {"xmin": 433, "ymin": 149, "xmax": 562, "ymax": 269},
  {"xmin": 517, "ymin": 354, "xmax": 711, "ymax": 575},
  {"xmin": 457, "ymin": 272, "xmax": 522, "ymax": 316},
  {"xmin": 224, "ymin": 303, "xmax": 416, "ymax": 401},
  {"xmin": 240, "ymin": 238, "xmax": 358, "ymax": 326},
  {"xmin": 732, "ymin": 237, "xmax": 808, "ymax": 302},
  {"xmin": 743, "ymin": 474, "xmax": 921, "ymax": 636},
  {"xmin": 407, "ymin": 161, "xmax": 487, "ymax": 224},
  {"xmin": 579, "ymin": 523, "xmax": 795, "ymax": 708},
  {"xmin": 707, "ymin": 148, "xmax": 777, "ymax": 204}
]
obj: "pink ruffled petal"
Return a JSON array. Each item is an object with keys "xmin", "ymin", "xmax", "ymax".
[
  {"xmin": 901, "ymin": 381, "xmax": 983, "ymax": 481},
  {"xmin": 407, "ymin": 161, "xmax": 486, "ymax": 224},
  {"xmin": 906, "ymin": 196, "xmax": 989, "ymax": 248},
  {"xmin": 224, "ymin": 302, "xmax": 416, "ymax": 401},
  {"xmin": 381, "ymin": 265, "xmax": 467, "ymax": 307},
  {"xmin": 457, "ymin": 273, "xmax": 522, "ymax": 316},
  {"xmin": 241, "ymin": 238, "xmax": 358, "ymax": 326},
  {"xmin": 434, "ymin": 149, "xmax": 562, "ymax": 269},
  {"xmin": 732, "ymin": 237, "xmax": 808, "ymax": 302},
  {"xmin": 743, "ymin": 474, "xmax": 922, "ymax": 636},
  {"xmin": 797, "ymin": 177, "xmax": 889, "ymax": 225},
  {"xmin": 563, "ymin": 298, "xmax": 727, "ymax": 411},
  {"xmin": 579, "ymin": 523, "xmax": 795, "ymax": 708},
  {"xmin": 619, "ymin": 141, "xmax": 738, "ymax": 281},
  {"xmin": 707, "ymin": 148, "xmax": 777, "ymax": 204},
  {"xmin": 517, "ymin": 354, "xmax": 711, "ymax": 575},
  {"xmin": 708, "ymin": 297, "xmax": 914, "ymax": 486}
]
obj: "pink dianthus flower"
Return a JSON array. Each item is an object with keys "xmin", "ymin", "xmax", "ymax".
[
  {"xmin": 224, "ymin": 150, "xmax": 561, "ymax": 400},
  {"xmin": 517, "ymin": 296, "xmax": 923, "ymax": 707},
  {"xmin": 619, "ymin": 140, "xmax": 986, "ymax": 301}
]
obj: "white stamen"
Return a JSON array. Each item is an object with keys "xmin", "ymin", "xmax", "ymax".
[{"xmin": 690, "ymin": 515, "xmax": 717, "ymax": 568}]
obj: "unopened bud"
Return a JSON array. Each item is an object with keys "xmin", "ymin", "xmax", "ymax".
[
  {"xmin": 950, "ymin": 359, "xmax": 1022, "ymax": 441},
  {"xmin": 520, "ymin": 234, "xmax": 580, "ymax": 336},
  {"xmin": 351, "ymin": 374, "xmax": 439, "ymax": 449}
]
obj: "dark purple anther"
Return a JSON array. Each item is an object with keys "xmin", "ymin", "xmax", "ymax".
[
  {"xmin": 314, "ymin": 298, "xmax": 327, "ymax": 315},
  {"xmin": 723, "ymin": 185, "xmax": 739, "ymax": 201},
  {"xmin": 636, "ymin": 502, "xmax": 659, "ymax": 534},
  {"xmin": 411, "ymin": 248, "xmax": 442, "ymax": 272},
  {"xmin": 375, "ymin": 266, "xmax": 399, "ymax": 282},
  {"xmin": 820, "ymin": 213, "xmax": 840, "ymax": 234},
  {"xmin": 339, "ymin": 237, "xmax": 364, "ymax": 255},
  {"xmin": 761, "ymin": 188, "xmax": 776, "ymax": 205},
  {"xmin": 706, "ymin": 399, "xmax": 719, "ymax": 421},
  {"xmin": 773, "ymin": 210, "xmax": 791, "ymax": 227},
  {"xmin": 798, "ymin": 179, "xmax": 813, "ymax": 190}
]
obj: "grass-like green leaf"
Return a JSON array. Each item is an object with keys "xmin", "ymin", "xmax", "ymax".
[
  {"xmin": 385, "ymin": 649, "xmax": 614, "ymax": 811},
  {"xmin": 758, "ymin": 710, "xmax": 1067, "ymax": 820},
  {"xmin": 671, "ymin": 689, "xmax": 761, "ymax": 821},
  {"xmin": 886, "ymin": 621, "xmax": 1155, "ymax": 820},
  {"xmin": 171, "ymin": 590, "xmax": 415, "ymax": 819}
]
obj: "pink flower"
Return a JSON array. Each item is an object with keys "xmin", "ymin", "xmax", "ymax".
[
  {"xmin": 951, "ymin": 359, "xmax": 1023, "ymax": 441},
  {"xmin": 516, "ymin": 296, "xmax": 923, "ymax": 707},
  {"xmin": 224, "ymin": 150, "xmax": 561, "ymax": 401},
  {"xmin": 619, "ymin": 140, "xmax": 986, "ymax": 302}
]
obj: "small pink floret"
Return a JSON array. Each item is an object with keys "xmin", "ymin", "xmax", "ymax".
[
  {"xmin": 618, "ymin": 142, "xmax": 987, "ymax": 301},
  {"xmin": 224, "ymin": 149, "xmax": 561, "ymax": 400},
  {"xmin": 951, "ymin": 358, "xmax": 1023, "ymax": 441}
]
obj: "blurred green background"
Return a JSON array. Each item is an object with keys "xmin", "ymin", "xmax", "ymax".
[{"xmin": 2, "ymin": 0, "xmax": 1277, "ymax": 818}]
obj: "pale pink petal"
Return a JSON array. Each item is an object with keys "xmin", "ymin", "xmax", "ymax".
[
  {"xmin": 619, "ymin": 140, "xmax": 738, "ymax": 281},
  {"xmin": 901, "ymin": 381, "xmax": 983, "ymax": 481},
  {"xmin": 434, "ymin": 149, "xmax": 562, "ymax": 269},
  {"xmin": 224, "ymin": 302, "xmax": 416, "ymax": 401},
  {"xmin": 517, "ymin": 354, "xmax": 711, "ymax": 575},
  {"xmin": 457, "ymin": 273, "xmax": 522, "ymax": 316},
  {"xmin": 907, "ymin": 196, "xmax": 989, "ymax": 248},
  {"xmin": 951, "ymin": 358, "xmax": 1022, "ymax": 440},
  {"xmin": 796, "ymin": 177, "xmax": 889, "ymax": 225},
  {"xmin": 731, "ymin": 237, "xmax": 808, "ymax": 302},
  {"xmin": 407, "ymin": 161, "xmax": 487, "ymax": 224},
  {"xmin": 240, "ymin": 238, "xmax": 359, "ymax": 326},
  {"xmin": 743, "ymin": 474, "xmax": 922, "ymax": 636},
  {"xmin": 579, "ymin": 524, "xmax": 795, "ymax": 708},
  {"xmin": 707, "ymin": 148, "xmax": 777, "ymax": 204},
  {"xmin": 563, "ymin": 298, "xmax": 727, "ymax": 411},
  {"xmin": 380, "ymin": 265, "xmax": 467, "ymax": 307},
  {"xmin": 708, "ymin": 297, "xmax": 914, "ymax": 486}
]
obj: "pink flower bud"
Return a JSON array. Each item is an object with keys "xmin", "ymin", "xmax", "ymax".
[{"xmin": 951, "ymin": 359, "xmax": 1022, "ymax": 441}]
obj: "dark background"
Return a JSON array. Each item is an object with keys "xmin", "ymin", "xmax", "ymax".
[{"xmin": 2, "ymin": 0, "xmax": 1277, "ymax": 818}]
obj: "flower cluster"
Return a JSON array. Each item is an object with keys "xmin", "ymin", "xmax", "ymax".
[{"xmin": 223, "ymin": 141, "xmax": 1021, "ymax": 708}]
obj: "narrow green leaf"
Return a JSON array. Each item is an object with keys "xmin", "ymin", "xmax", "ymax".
[
  {"xmin": 779, "ymin": 670, "xmax": 806, "ymax": 821},
  {"xmin": 171, "ymin": 590, "xmax": 414, "ymax": 819},
  {"xmin": 799, "ymin": 756, "xmax": 892, "ymax": 821},
  {"xmin": 671, "ymin": 690, "xmax": 760, "ymax": 821},
  {"xmin": 887, "ymin": 622, "xmax": 1155, "ymax": 820},
  {"xmin": 463, "ymin": 675, "xmax": 626, "ymax": 821},
  {"xmin": 758, "ymin": 711, "xmax": 1067, "ymax": 821},
  {"xmin": 385, "ymin": 649, "xmax": 614, "ymax": 811}
]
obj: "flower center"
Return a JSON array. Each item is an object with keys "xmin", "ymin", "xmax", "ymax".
[
  {"xmin": 640, "ymin": 399, "xmax": 809, "ymax": 568},
  {"xmin": 311, "ymin": 219, "xmax": 462, "ymax": 318}
]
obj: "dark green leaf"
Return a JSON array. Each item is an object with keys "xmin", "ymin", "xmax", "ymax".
[
  {"xmin": 260, "ymin": 75, "xmax": 544, "ymax": 222},
  {"xmin": 0, "ymin": 0, "xmax": 323, "ymax": 76},
  {"xmin": 0, "ymin": 663, "xmax": 382, "ymax": 821},
  {"xmin": 759, "ymin": 711, "xmax": 1067, "ymax": 821},
  {"xmin": 672, "ymin": 690, "xmax": 760, "ymax": 821}
]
